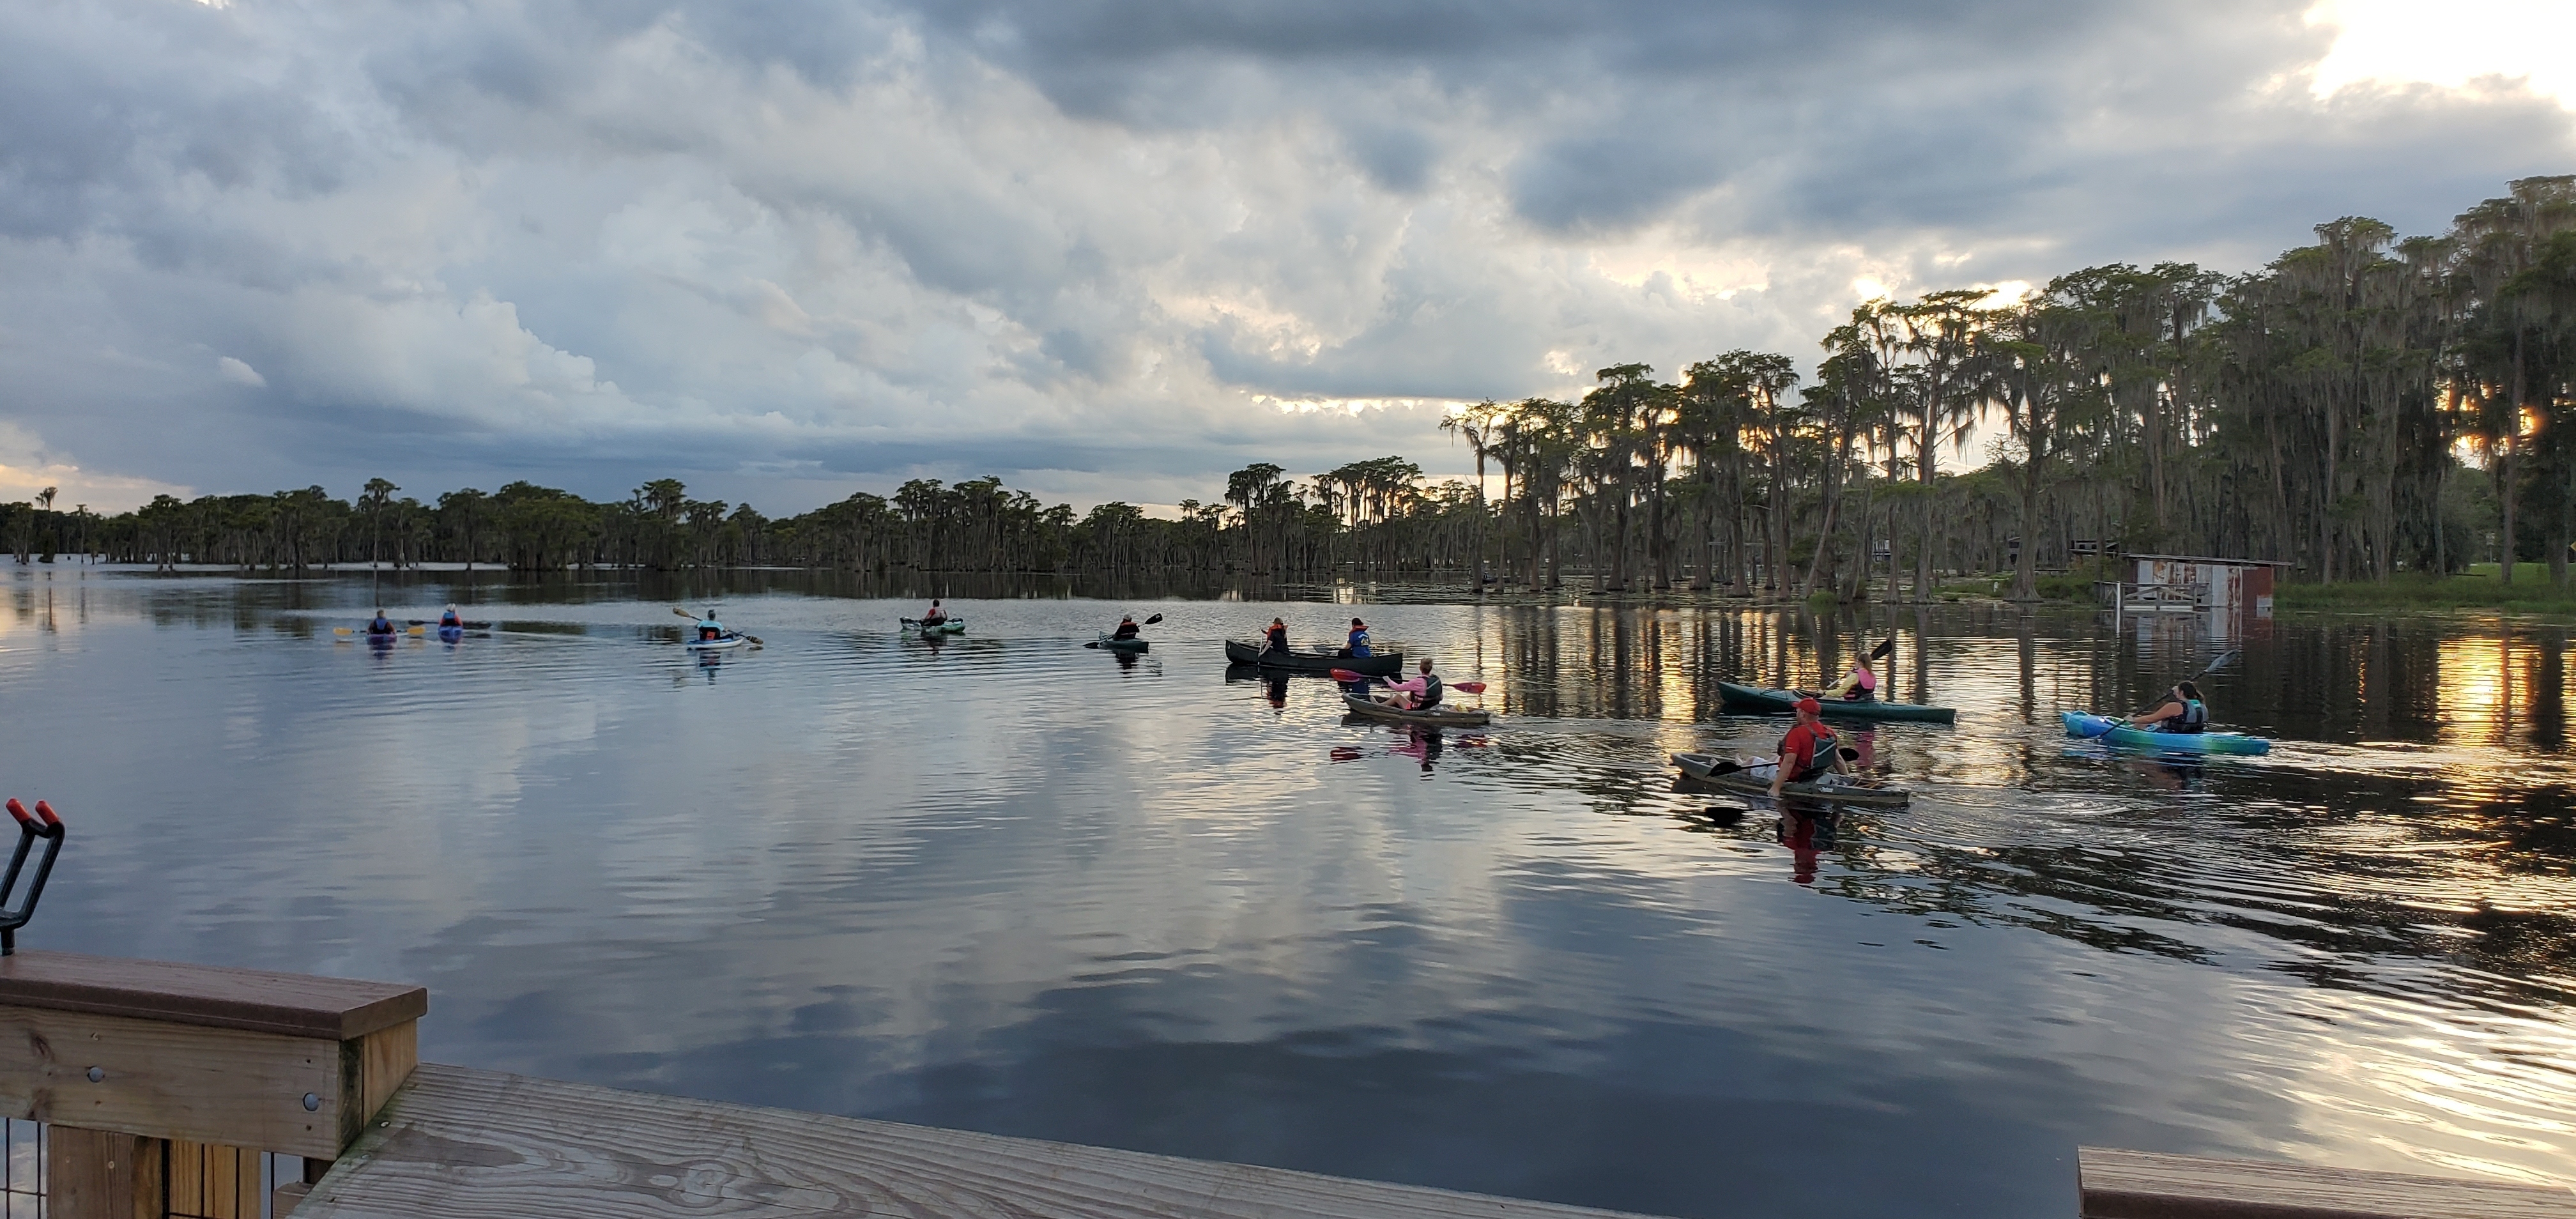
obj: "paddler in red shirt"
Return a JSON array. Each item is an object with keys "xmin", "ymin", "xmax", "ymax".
[{"xmin": 1770, "ymin": 696, "xmax": 1851, "ymax": 799}]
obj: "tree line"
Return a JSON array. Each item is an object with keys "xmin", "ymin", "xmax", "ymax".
[{"xmin": 15, "ymin": 174, "xmax": 2573, "ymax": 596}]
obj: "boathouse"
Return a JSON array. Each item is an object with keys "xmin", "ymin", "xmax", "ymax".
[{"xmin": 2124, "ymin": 553, "xmax": 2292, "ymax": 619}]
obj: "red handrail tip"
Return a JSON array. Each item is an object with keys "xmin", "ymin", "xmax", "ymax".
[
  {"xmin": 3, "ymin": 799, "xmax": 26, "ymax": 825},
  {"xmin": 32, "ymin": 801, "xmax": 58, "ymax": 827}
]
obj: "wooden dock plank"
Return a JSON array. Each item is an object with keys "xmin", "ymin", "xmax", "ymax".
[
  {"xmin": 2078, "ymin": 1147, "xmax": 2576, "ymax": 1219},
  {"xmin": 297, "ymin": 1064, "xmax": 1673, "ymax": 1219},
  {"xmin": 0, "ymin": 1005, "xmax": 349, "ymax": 1158},
  {"xmin": 0, "ymin": 952, "xmax": 424, "ymax": 1041}
]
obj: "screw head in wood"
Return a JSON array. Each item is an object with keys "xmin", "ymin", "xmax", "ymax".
[
  {"xmin": 303, "ymin": 1092, "xmax": 321, "ymax": 1112},
  {"xmin": 85, "ymin": 1066, "xmax": 103, "ymax": 1083}
]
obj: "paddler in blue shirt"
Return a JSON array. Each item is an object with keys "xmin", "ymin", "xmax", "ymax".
[
  {"xmin": 696, "ymin": 612, "xmax": 725, "ymax": 641},
  {"xmin": 1345, "ymin": 618, "xmax": 1371, "ymax": 657}
]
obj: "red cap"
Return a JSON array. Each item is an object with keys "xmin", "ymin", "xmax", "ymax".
[{"xmin": 1793, "ymin": 696, "xmax": 1823, "ymax": 714}]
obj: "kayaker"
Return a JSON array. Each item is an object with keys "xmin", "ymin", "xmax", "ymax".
[
  {"xmin": 1378, "ymin": 658, "xmax": 1443, "ymax": 711},
  {"xmin": 1111, "ymin": 615, "xmax": 1141, "ymax": 640},
  {"xmin": 438, "ymin": 605, "xmax": 463, "ymax": 629},
  {"xmin": 2128, "ymin": 681, "xmax": 2208, "ymax": 734},
  {"xmin": 1344, "ymin": 618, "xmax": 1372, "ymax": 658},
  {"xmin": 1768, "ymin": 697, "xmax": 1849, "ymax": 799},
  {"xmin": 1263, "ymin": 618, "xmax": 1289, "ymax": 655},
  {"xmin": 696, "ymin": 612, "xmax": 725, "ymax": 641},
  {"xmin": 364, "ymin": 610, "xmax": 397, "ymax": 636},
  {"xmin": 1825, "ymin": 656, "xmax": 1877, "ymax": 702},
  {"xmin": 921, "ymin": 599, "xmax": 948, "ymax": 626}
]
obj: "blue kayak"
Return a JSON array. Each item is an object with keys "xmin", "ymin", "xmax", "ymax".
[{"xmin": 2061, "ymin": 711, "xmax": 2271, "ymax": 756}]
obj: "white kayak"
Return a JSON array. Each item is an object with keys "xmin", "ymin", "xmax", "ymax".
[{"xmin": 684, "ymin": 634, "xmax": 752, "ymax": 650}]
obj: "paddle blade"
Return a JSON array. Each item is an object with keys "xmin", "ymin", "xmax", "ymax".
[
  {"xmin": 1869, "ymin": 636, "xmax": 1895, "ymax": 661},
  {"xmin": 1084, "ymin": 641, "xmax": 1101, "ymax": 648},
  {"xmin": 408, "ymin": 625, "xmax": 426, "ymax": 636},
  {"xmin": 1144, "ymin": 613, "xmax": 1165, "ymax": 625},
  {"xmin": 672, "ymin": 606, "xmax": 697, "ymax": 618},
  {"xmin": 1452, "ymin": 681, "xmax": 1487, "ymax": 694},
  {"xmin": 1329, "ymin": 668, "xmax": 1365, "ymax": 682},
  {"xmin": 332, "ymin": 627, "xmax": 354, "ymax": 636}
]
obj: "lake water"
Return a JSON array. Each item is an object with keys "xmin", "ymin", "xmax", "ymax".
[{"xmin": 4, "ymin": 569, "xmax": 2571, "ymax": 1218}]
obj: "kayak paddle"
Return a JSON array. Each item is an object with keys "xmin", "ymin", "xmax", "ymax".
[
  {"xmin": 1326, "ymin": 668, "xmax": 1486, "ymax": 694},
  {"xmin": 334, "ymin": 625, "xmax": 426, "ymax": 638},
  {"xmin": 2102, "ymin": 648, "xmax": 2241, "ymax": 724},
  {"xmin": 1692, "ymin": 746, "xmax": 1866, "ymax": 777}
]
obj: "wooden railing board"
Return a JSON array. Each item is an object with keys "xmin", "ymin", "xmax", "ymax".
[
  {"xmin": 2078, "ymin": 1147, "xmax": 2576, "ymax": 1219},
  {"xmin": 0, "ymin": 952, "xmax": 424, "ymax": 1041},
  {"xmin": 296, "ymin": 1064, "xmax": 1675, "ymax": 1219}
]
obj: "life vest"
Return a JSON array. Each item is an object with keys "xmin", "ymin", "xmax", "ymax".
[
  {"xmin": 1265, "ymin": 625, "xmax": 1287, "ymax": 652},
  {"xmin": 366, "ymin": 618, "xmax": 394, "ymax": 635},
  {"xmin": 440, "ymin": 612, "xmax": 461, "ymax": 627},
  {"xmin": 1416, "ymin": 673, "xmax": 1442, "ymax": 710},
  {"xmin": 1782, "ymin": 723, "xmax": 1838, "ymax": 781},
  {"xmin": 2175, "ymin": 698, "xmax": 2207, "ymax": 733}
]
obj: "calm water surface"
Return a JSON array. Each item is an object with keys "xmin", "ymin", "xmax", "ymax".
[{"xmin": 3, "ymin": 569, "xmax": 2572, "ymax": 1218}]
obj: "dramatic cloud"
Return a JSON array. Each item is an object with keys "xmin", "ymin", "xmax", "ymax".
[{"xmin": 0, "ymin": 0, "xmax": 2568, "ymax": 511}]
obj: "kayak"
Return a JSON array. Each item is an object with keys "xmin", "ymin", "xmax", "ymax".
[
  {"xmin": 904, "ymin": 618, "xmax": 965, "ymax": 635},
  {"xmin": 1717, "ymin": 681, "xmax": 1956, "ymax": 724},
  {"xmin": 1668, "ymin": 751, "xmax": 1913, "ymax": 807},
  {"xmin": 2060, "ymin": 711, "xmax": 2271, "ymax": 755},
  {"xmin": 1342, "ymin": 694, "xmax": 1491, "ymax": 727},
  {"xmin": 1094, "ymin": 634, "xmax": 1149, "ymax": 653},
  {"xmin": 684, "ymin": 634, "xmax": 752, "ymax": 651},
  {"xmin": 1225, "ymin": 639, "xmax": 1404, "ymax": 676},
  {"xmin": 436, "ymin": 625, "xmax": 464, "ymax": 643},
  {"xmin": 410, "ymin": 619, "xmax": 493, "ymax": 630}
]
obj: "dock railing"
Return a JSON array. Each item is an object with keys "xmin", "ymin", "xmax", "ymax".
[{"xmin": 0, "ymin": 951, "xmax": 2566, "ymax": 1219}]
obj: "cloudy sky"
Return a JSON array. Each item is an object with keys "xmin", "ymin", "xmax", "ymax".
[{"xmin": 1, "ymin": 0, "xmax": 2570, "ymax": 514}]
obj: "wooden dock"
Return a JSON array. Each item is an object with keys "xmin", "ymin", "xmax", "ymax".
[{"xmin": 0, "ymin": 950, "xmax": 2562, "ymax": 1219}]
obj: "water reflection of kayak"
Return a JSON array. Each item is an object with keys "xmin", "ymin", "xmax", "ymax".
[
  {"xmin": 2061, "ymin": 712, "xmax": 2269, "ymax": 755},
  {"xmin": 1669, "ymin": 751, "xmax": 1913, "ymax": 806},
  {"xmin": 1716, "ymin": 681, "xmax": 1956, "ymax": 724}
]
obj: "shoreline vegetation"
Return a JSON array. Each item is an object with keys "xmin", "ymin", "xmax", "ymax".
[{"xmin": 6, "ymin": 176, "xmax": 2573, "ymax": 604}]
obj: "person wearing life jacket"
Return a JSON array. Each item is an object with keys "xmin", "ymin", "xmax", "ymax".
[
  {"xmin": 1826, "ymin": 656, "xmax": 1877, "ymax": 702},
  {"xmin": 1262, "ymin": 618, "xmax": 1290, "ymax": 655},
  {"xmin": 1379, "ymin": 658, "xmax": 1443, "ymax": 710},
  {"xmin": 439, "ymin": 604, "xmax": 463, "ymax": 629},
  {"xmin": 364, "ymin": 609, "xmax": 397, "ymax": 636},
  {"xmin": 1111, "ymin": 615, "xmax": 1141, "ymax": 640},
  {"xmin": 2128, "ymin": 681, "xmax": 2209, "ymax": 734},
  {"xmin": 1769, "ymin": 697, "xmax": 1849, "ymax": 797},
  {"xmin": 1344, "ymin": 618, "xmax": 1372, "ymax": 658},
  {"xmin": 921, "ymin": 599, "xmax": 948, "ymax": 626},
  {"xmin": 696, "ymin": 613, "xmax": 725, "ymax": 641}
]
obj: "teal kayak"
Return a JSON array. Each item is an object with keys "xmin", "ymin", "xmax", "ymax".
[
  {"xmin": 903, "ymin": 618, "xmax": 965, "ymax": 635},
  {"xmin": 1717, "ymin": 681, "xmax": 1956, "ymax": 724},
  {"xmin": 2061, "ymin": 711, "xmax": 2270, "ymax": 755}
]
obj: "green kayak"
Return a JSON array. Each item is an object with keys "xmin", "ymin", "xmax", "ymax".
[{"xmin": 1717, "ymin": 681, "xmax": 1955, "ymax": 724}]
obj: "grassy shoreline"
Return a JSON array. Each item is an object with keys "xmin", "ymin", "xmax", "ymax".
[{"xmin": 2273, "ymin": 566, "xmax": 2576, "ymax": 613}]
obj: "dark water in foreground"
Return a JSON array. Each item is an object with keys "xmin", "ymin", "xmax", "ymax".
[{"xmin": 3, "ymin": 569, "xmax": 2571, "ymax": 1218}]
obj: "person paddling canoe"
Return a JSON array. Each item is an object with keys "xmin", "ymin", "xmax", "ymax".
[
  {"xmin": 1768, "ymin": 697, "xmax": 1850, "ymax": 799},
  {"xmin": 1344, "ymin": 617, "xmax": 1372, "ymax": 658},
  {"xmin": 1262, "ymin": 617, "xmax": 1290, "ymax": 656},
  {"xmin": 2127, "ymin": 681, "xmax": 2208, "ymax": 734}
]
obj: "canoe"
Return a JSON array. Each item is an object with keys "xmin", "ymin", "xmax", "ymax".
[
  {"xmin": 684, "ymin": 634, "xmax": 751, "ymax": 651},
  {"xmin": 1342, "ymin": 694, "xmax": 1491, "ymax": 727},
  {"xmin": 1668, "ymin": 751, "xmax": 1913, "ymax": 807},
  {"xmin": 2060, "ymin": 711, "xmax": 2270, "ymax": 755},
  {"xmin": 1224, "ymin": 638, "xmax": 1404, "ymax": 676},
  {"xmin": 1716, "ymin": 681, "xmax": 1956, "ymax": 724},
  {"xmin": 903, "ymin": 618, "xmax": 965, "ymax": 635},
  {"xmin": 1095, "ymin": 634, "xmax": 1149, "ymax": 653}
]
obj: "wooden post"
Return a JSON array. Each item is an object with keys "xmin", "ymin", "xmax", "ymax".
[{"xmin": 0, "ymin": 952, "xmax": 424, "ymax": 1219}]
